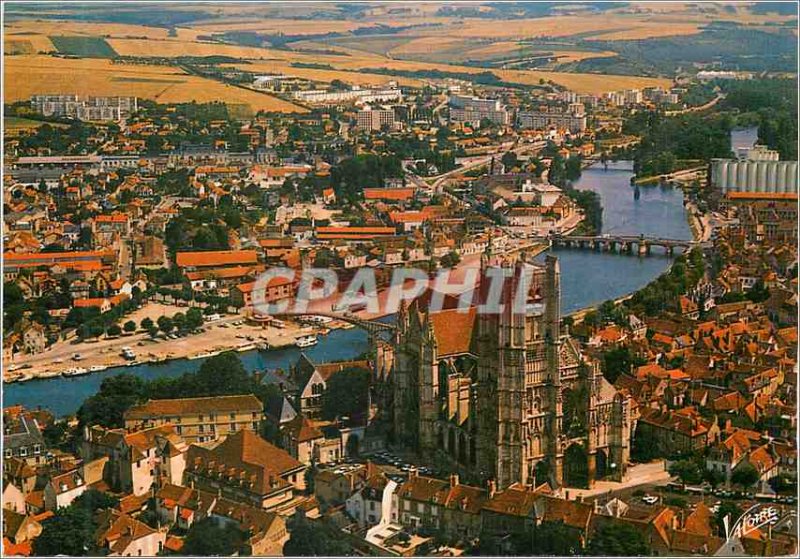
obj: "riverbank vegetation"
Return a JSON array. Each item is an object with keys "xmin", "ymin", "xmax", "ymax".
[
  {"xmin": 624, "ymin": 111, "xmax": 732, "ymax": 177},
  {"xmin": 719, "ymin": 78, "xmax": 798, "ymax": 160}
]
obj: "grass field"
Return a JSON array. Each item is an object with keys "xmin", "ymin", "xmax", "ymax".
[
  {"xmin": 5, "ymin": 116, "xmax": 68, "ymax": 132},
  {"xmin": 49, "ymin": 36, "xmax": 118, "ymax": 58},
  {"xmin": 4, "ymin": 56, "xmax": 307, "ymax": 114}
]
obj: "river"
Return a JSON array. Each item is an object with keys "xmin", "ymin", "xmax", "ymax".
[{"xmin": 5, "ymin": 161, "xmax": 693, "ymax": 417}]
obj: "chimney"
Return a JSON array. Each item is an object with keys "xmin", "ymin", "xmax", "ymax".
[
  {"xmin": 487, "ymin": 479, "xmax": 496, "ymax": 498},
  {"xmin": 449, "ymin": 474, "xmax": 459, "ymax": 488}
]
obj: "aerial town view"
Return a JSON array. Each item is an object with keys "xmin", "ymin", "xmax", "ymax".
[{"xmin": 1, "ymin": 1, "xmax": 798, "ymax": 557}]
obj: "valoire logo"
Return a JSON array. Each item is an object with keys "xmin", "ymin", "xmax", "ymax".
[{"xmin": 723, "ymin": 503, "xmax": 795, "ymax": 544}]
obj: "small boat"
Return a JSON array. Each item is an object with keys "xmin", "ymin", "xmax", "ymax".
[
  {"xmin": 318, "ymin": 327, "xmax": 331, "ymax": 336},
  {"xmin": 64, "ymin": 367, "xmax": 89, "ymax": 376},
  {"xmin": 17, "ymin": 373, "xmax": 34, "ymax": 383},
  {"xmin": 39, "ymin": 370, "xmax": 62, "ymax": 378},
  {"xmin": 295, "ymin": 334, "xmax": 318, "ymax": 348},
  {"xmin": 89, "ymin": 365, "xmax": 108, "ymax": 372},
  {"xmin": 257, "ymin": 341, "xmax": 270, "ymax": 351},
  {"xmin": 237, "ymin": 343, "xmax": 257, "ymax": 352}
]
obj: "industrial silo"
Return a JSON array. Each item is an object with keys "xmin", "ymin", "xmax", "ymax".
[
  {"xmin": 726, "ymin": 161, "xmax": 737, "ymax": 192},
  {"xmin": 718, "ymin": 160, "xmax": 729, "ymax": 192},
  {"xmin": 766, "ymin": 162, "xmax": 778, "ymax": 193},
  {"xmin": 777, "ymin": 162, "xmax": 789, "ymax": 194},
  {"xmin": 737, "ymin": 161, "xmax": 750, "ymax": 192},
  {"xmin": 788, "ymin": 162, "xmax": 799, "ymax": 194},
  {"xmin": 756, "ymin": 161, "xmax": 768, "ymax": 193},
  {"xmin": 747, "ymin": 161, "xmax": 758, "ymax": 192}
]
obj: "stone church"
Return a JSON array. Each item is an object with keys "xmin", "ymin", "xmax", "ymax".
[{"xmin": 391, "ymin": 254, "xmax": 633, "ymax": 489}]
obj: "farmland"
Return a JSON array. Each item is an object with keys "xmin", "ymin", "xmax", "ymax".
[
  {"xmin": 3, "ymin": 2, "xmax": 794, "ymax": 102},
  {"xmin": 3, "ymin": 56, "xmax": 307, "ymax": 114},
  {"xmin": 49, "ymin": 36, "xmax": 118, "ymax": 58}
]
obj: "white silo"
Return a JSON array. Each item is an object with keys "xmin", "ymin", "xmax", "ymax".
[
  {"xmin": 788, "ymin": 162, "xmax": 799, "ymax": 194},
  {"xmin": 766, "ymin": 162, "xmax": 778, "ymax": 192},
  {"xmin": 748, "ymin": 161, "xmax": 759, "ymax": 192},
  {"xmin": 777, "ymin": 162, "xmax": 789, "ymax": 194},
  {"xmin": 726, "ymin": 161, "xmax": 736, "ymax": 192},
  {"xmin": 717, "ymin": 160, "xmax": 730, "ymax": 192},
  {"xmin": 739, "ymin": 161, "xmax": 751, "ymax": 191},
  {"xmin": 756, "ymin": 161, "xmax": 768, "ymax": 192}
]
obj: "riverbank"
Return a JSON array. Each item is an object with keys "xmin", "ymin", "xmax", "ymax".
[{"xmin": 4, "ymin": 313, "xmax": 348, "ymax": 385}]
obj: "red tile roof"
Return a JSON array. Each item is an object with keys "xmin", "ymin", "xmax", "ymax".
[{"xmin": 176, "ymin": 250, "xmax": 258, "ymax": 269}]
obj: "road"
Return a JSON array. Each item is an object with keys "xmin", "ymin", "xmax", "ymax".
[{"xmin": 561, "ymin": 460, "xmax": 671, "ymax": 500}]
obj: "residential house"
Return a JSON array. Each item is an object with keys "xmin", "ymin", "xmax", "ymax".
[
  {"xmin": 124, "ymin": 394, "xmax": 265, "ymax": 445},
  {"xmin": 184, "ymin": 429, "xmax": 306, "ymax": 511},
  {"xmin": 82, "ymin": 424, "xmax": 187, "ymax": 496},
  {"xmin": 93, "ymin": 509, "xmax": 166, "ymax": 557}
]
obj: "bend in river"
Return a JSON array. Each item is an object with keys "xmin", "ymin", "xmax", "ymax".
[{"xmin": 5, "ymin": 161, "xmax": 694, "ymax": 416}]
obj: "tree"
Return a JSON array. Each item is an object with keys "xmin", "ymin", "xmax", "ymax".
[
  {"xmin": 530, "ymin": 520, "xmax": 581, "ymax": 555},
  {"xmin": 714, "ymin": 502, "xmax": 741, "ymax": 537},
  {"xmin": 586, "ymin": 522, "xmax": 651, "ymax": 556},
  {"xmin": 33, "ymin": 506, "xmax": 95, "ymax": 556},
  {"xmin": 106, "ymin": 324, "xmax": 122, "ymax": 337},
  {"xmin": 32, "ymin": 488, "xmax": 119, "ymax": 556},
  {"xmin": 501, "ymin": 151, "xmax": 518, "ymax": 171},
  {"xmin": 321, "ymin": 367, "xmax": 370, "ymax": 422},
  {"xmin": 77, "ymin": 374, "xmax": 147, "ymax": 428},
  {"xmin": 182, "ymin": 518, "xmax": 245, "ymax": 556},
  {"xmin": 283, "ymin": 516, "xmax": 352, "ymax": 556},
  {"xmin": 140, "ymin": 317, "xmax": 154, "ymax": 330},
  {"xmin": 173, "ymin": 312, "xmax": 187, "ymax": 331},
  {"xmin": 157, "ymin": 315, "xmax": 174, "ymax": 334},
  {"xmin": 186, "ymin": 307, "xmax": 204, "ymax": 329},
  {"xmin": 123, "ymin": 320, "xmax": 137, "ymax": 333},
  {"xmin": 668, "ymin": 459, "xmax": 704, "ymax": 485},
  {"xmin": 731, "ymin": 464, "xmax": 759, "ymax": 488}
]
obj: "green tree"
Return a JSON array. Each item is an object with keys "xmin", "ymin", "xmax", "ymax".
[
  {"xmin": 668, "ymin": 459, "xmax": 704, "ymax": 485},
  {"xmin": 33, "ymin": 506, "xmax": 95, "ymax": 556},
  {"xmin": 731, "ymin": 464, "xmax": 759, "ymax": 488},
  {"xmin": 714, "ymin": 502, "xmax": 741, "ymax": 538},
  {"xmin": 123, "ymin": 320, "xmax": 137, "ymax": 333},
  {"xmin": 530, "ymin": 520, "xmax": 581, "ymax": 555},
  {"xmin": 283, "ymin": 516, "xmax": 353, "ymax": 556},
  {"xmin": 157, "ymin": 315, "xmax": 174, "ymax": 334},
  {"xmin": 586, "ymin": 522, "xmax": 651, "ymax": 556},
  {"xmin": 77, "ymin": 374, "xmax": 147, "ymax": 428},
  {"xmin": 106, "ymin": 324, "xmax": 122, "ymax": 337},
  {"xmin": 321, "ymin": 367, "xmax": 370, "ymax": 422},
  {"xmin": 186, "ymin": 307, "xmax": 204, "ymax": 329},
  {"xmin": 182, "ymin": 518, "xmax": 245, "ymax": 556},
  {"xmin": 140, "ymin": 317, "xmax": 154, "ymax": 330}
]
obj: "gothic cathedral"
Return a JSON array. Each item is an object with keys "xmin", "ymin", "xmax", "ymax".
[{"xmin": 391, "ymin": 254, "xmax": 633, "ymax": 490}]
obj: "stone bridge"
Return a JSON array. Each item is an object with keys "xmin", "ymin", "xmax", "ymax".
[
  {"xmin": 549, "ymin": 233, "xmax": 695, "ymax": 256},
  {"xmin": 274, "ymin": 312, "xmax": 396, "ymax": 337}
]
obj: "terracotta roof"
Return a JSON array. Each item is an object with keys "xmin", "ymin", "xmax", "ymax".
[
  {"xmin": 176, "ymin": 250, "xmax": 258, "ymax": 269},
  {"xmin": 94, "ymin": 509, "xmax": 156, "ymax": 555},
  {"xmin": 285, "ymin": 415, "xmax": 323, "ymax": 443},
  {"xmin": 539, "ymin": 495, "xmax": 593, "ymax": 530},
  {"xmin": 428, "ymin": 307, "xmax": 477, "ymax": 357},
  {"xmin": 481, "ymin": 483, "xmax": 540, "ymax": 517},
  {"xmin": 125, "ymin": 394, "xmax": 262, "ymax": 420},
  {"xmin": 186, "ymin": 430, "xmax": 303, "ymax": 496},
  {"xmin": 364, "ymin": 187, "xmax": 416, "ymax": 201},
  {"xmin": 397, "ymin": 475, "xmax": 449, "ymax": 504}
]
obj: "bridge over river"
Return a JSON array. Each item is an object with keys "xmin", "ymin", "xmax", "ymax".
[{"xmin": 550, "ymin": 233, "xmax": 695, "ymax": 256}]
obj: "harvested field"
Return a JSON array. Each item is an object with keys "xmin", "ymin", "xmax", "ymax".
[
  {"xmin": 4, "ymin": 33, "xmax": 55, "ymax": 53},
  {"xmin": 4, "ymin": 55, "xmax": 307, "ymax": 114},
  {"xmin": 107, "ymin": 37, "xmax": 282, "ymax": 59}
]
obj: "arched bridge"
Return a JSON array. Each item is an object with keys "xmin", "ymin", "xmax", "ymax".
[
  {"xmin": 549, "ymin": 234, "xmax": 695, "ymax": 256},
  {"xmin": 275, "ymin": 312, "xmax": 396, "ymax": 337}
]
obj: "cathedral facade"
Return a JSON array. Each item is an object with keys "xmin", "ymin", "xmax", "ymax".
[{"xmin": 391, "ymin": 255, "xmax": 633, "ymax": 490}]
